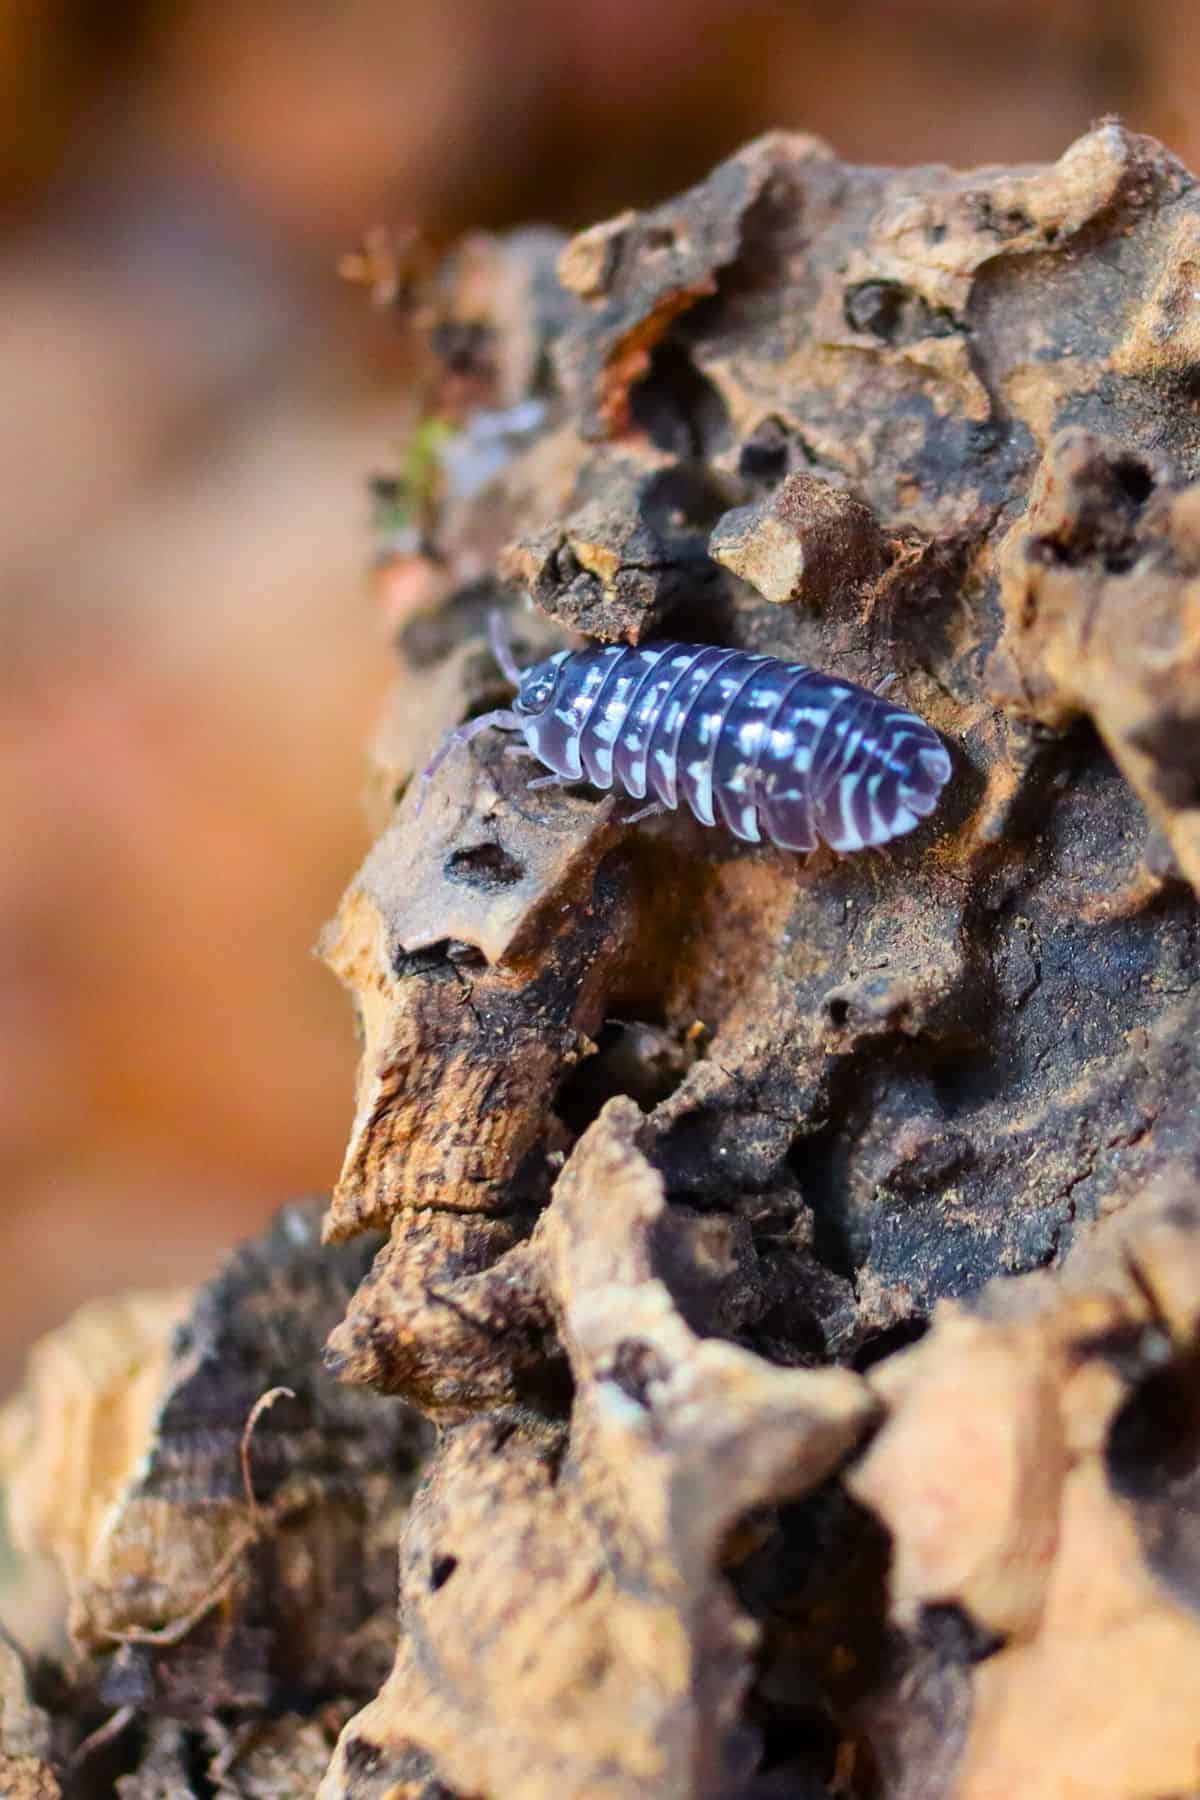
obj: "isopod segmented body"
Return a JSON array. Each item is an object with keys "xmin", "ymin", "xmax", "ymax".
[{"xmin": 430, "ymin": 636, "xmax": 953, "ymax": 853}]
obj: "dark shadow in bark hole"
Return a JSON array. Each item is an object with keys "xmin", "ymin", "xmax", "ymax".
[
  {"xmin": 736, "ymin": 1711, "xmax": 841, "ymax": 1798},
  {"xmin": 429, "ymin": 1553, "xmax": 458, "ymax": 1591},
  {"xmin": 184, "ymin": 1728, "xmax": 219, "ymax": 1800},
  {"xmin": 513, "ymin": 1344, "xmax": 576, "ymax": 1420},
  {"xmin": 554, "ymin": 1018, "xmax": 695, "ymax": 1137},
  {"xmin": 852, "ymin": 1316, "xmax": 929, "ymax": 1372},
  {"xmin": 640, "ymin": 462, "xmax": 734, "ymax": 534},
  {"xmin": 731, "ymin": 1481, "xmax": 891, "ymax": 1792},
  {"xmin": 444, "ymin": 843, "xmax": 525, "ymax": 892},
  {"xmin": 843, "ymin": 278, "xmax": 958, "ymax": 345},
  {"xmin": 629, "ymin": 337, "xmax": 732, "ymax": 460},
  {"xmin": 391, "ymin": 939, "xmax": 487, "ymax": 980},
  {"xmin": 736, "ymin": 414, "xmax": 822, "ymax": 490},
  {"xmin": 1110, "ymin": 454, "xmax": 1154, "ymax": 508},
  {"xmin": 1106, "ymin": 1338, "xmax": 1200, "ymax": 1613},
  {"xmin": 787, "ymin": 1039, "xmax": 1000, "ymax": 1287},
  {"xmin": 789, "ymin": 1118, "xmax": 859, "ymax": 1284}
]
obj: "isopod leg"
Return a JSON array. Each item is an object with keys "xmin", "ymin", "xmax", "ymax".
[
  {"xmin": 623, "ymin": 799, "xmax": 668, "ymax": 825},
  {"xmin": 488, "ymin": 609, "xmax": 524, "ymax": 688},
  {"xmin": 526, "ymin": 772, "xmax": 575, "ymax": 792},
  {"xmin": 416, "ymin": 708, "xmax": 522, "ymax": 813}
]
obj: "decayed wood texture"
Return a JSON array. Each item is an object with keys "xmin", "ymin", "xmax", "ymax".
[
  {"xmin": 0, "ymin": 1205, "xmax": 431, "ymax": 1791},
  {"xmin": 318, "ymin": 124, "xmax": 1200, "ymax": 1800}
]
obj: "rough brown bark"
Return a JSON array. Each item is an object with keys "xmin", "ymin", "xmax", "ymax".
[
  {"xmin": 319, "ymin": 122, "xmax": 1200, "ymax": 1800},
  {"xmin": 8, "ymin": 122, "xmax": 1200, "ymax": 1798}
]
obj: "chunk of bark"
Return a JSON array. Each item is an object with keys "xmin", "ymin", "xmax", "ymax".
[
  {"xmin": 1, "ymin": 1204, "xmax": 431, "ymax": 1730},
  {"xmin": 552, "ymin": 137, "xmax": 830, "ymax": 440},
  {"xmin": 318, "ymin": 751, "xmax": 627, "ymax": 1246},
  {"xmin": 848, "ymin": 1179, "xmax": 1200, "ymax": 1799},
  {"xmin": 502, "ymin": 452, "xmax": 737, "ymax": 642},
  {"xmin": 709, "ymin": 474, "xmax": 885, "ymax": 608},
  {"xmin": 316, "ymin": 120, "xmax": 1200, "ymax": 1798},
  {"xmin": 989, "ymin": 426, "xmax": 1200, "ymax": 887},
  {"xmin": 320, "ymin": 1102, "xmax": 877, "ymax": 1800}
]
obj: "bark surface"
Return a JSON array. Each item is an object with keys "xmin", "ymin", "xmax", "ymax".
[
  {"xmin": 321, "ymin": 124, "xmax": 1200, "ymax": 1800},
  {"xmin": 8, "ymin": 124, "xmax": 1200, "ymax": 1799}
]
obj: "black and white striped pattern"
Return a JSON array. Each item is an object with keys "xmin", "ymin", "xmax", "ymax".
[{"xmin": 509, "ymin": 642, "xmax": 951, "ymax": 852}]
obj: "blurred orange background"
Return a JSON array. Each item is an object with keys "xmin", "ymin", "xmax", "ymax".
[{"xmin": 0, "ymin": 0, "xmax": 1194, "ymax": 1386}]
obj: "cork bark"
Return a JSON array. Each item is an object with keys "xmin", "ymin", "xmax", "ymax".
[{"xmin": 8, "ymin": 123, "xmax": 1200, "ymax": 1799}]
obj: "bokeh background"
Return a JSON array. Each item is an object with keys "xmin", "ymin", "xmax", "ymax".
[{"xmin": 1, "ymin": 0, "xmax": 1194, "ymax": 1387}]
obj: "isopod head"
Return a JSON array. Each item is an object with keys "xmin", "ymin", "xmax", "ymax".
[
  {"xmin": 513, "ymin": 651, "xmax": 568, "ymax": 717},
  {"xmin": 511, "ymin": 649, "xmax": 588, "ymax": 779}
]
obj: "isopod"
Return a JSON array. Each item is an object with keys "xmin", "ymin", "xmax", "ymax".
[{"xmin": 422, "ymin": 620, "xmax": 952, "ymax": 853}]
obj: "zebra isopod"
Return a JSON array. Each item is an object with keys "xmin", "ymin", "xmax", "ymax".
[{"xmin": 424, "ymin": 631, "xmax": 953, "ymax": 854}]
